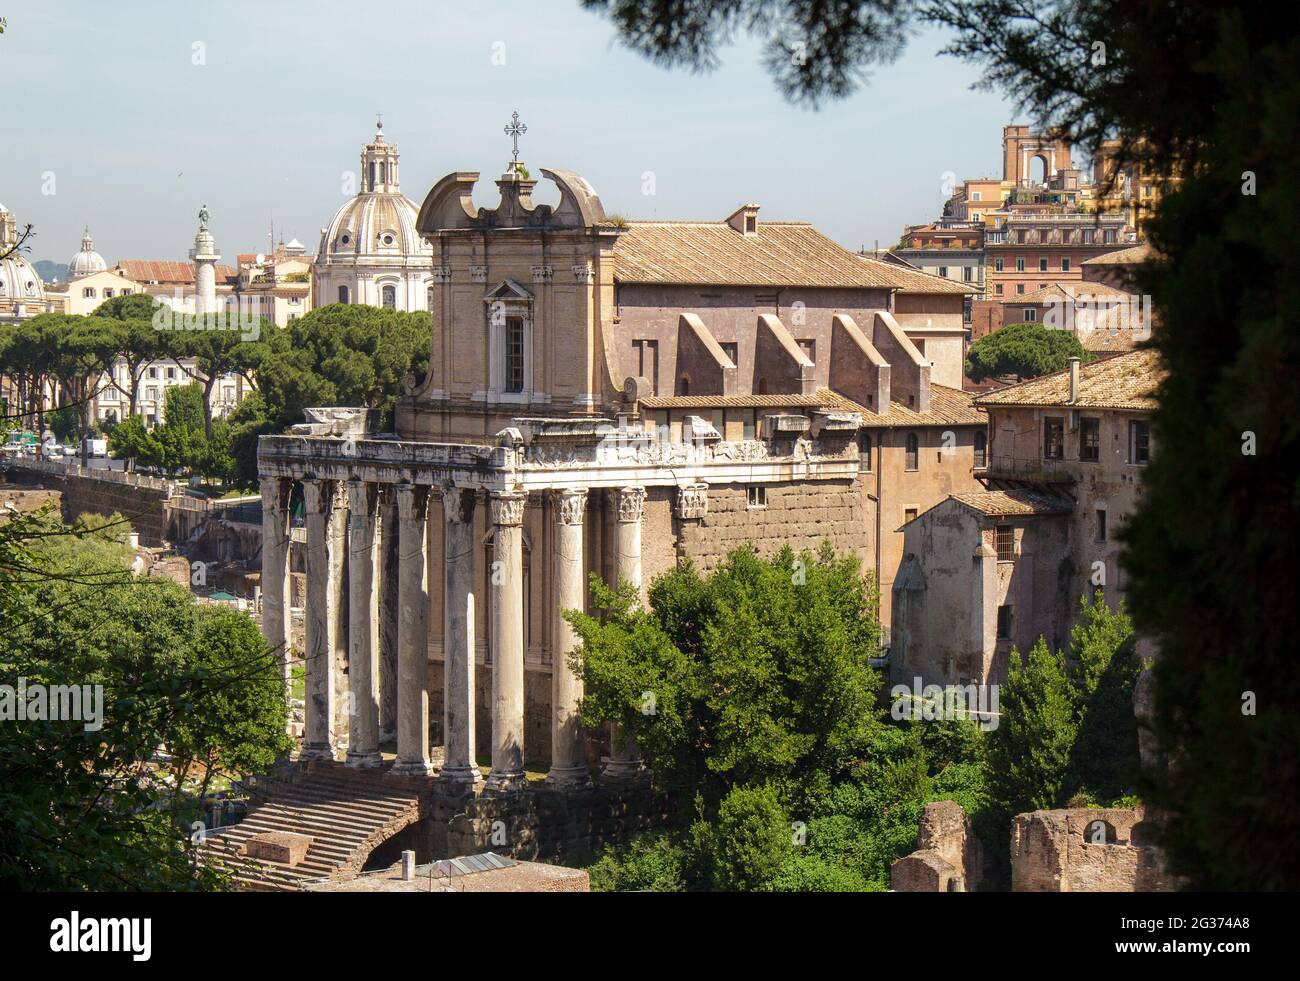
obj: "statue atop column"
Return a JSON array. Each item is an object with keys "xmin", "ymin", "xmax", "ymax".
[{"xmin": 198, "ymin": 203, "xmax": 210, "ymax": 230}]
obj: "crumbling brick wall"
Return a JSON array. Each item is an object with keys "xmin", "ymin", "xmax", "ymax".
[
  {"xmin": 1010, "ymin": 806, "xmax": 1177, "ymax": 892},
  {"xmin": 891, "ymin": 800, "xmax": 985, "ymax": 891}
]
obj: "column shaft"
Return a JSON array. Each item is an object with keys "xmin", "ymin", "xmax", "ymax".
[
  {"xmin": 392, "ymin": 483, "xmax": 434, "ymax": 776},
  {"xmin": 605, "ymin": 486, "xmax": 646, "ymax": 780},
  {"xmin": 548, "ymin": 488, "xmax": 590, "ymax": 787},
  {"xmin": 301, "ymin": 478, "xmax": 342, "ymax": 760},
  {"xmin": 439, "ymin": 487, "xmax": 482, "ymax": 790},
  {"xmin": 486, "ymin": 490, "xmax": 527, "ymax": 793},
  {"xmin": 258, "ymin": 476, "xmax": 293, "ymax": 710},
  {"xmin": 345, "ymin": 479, "xmax": 382, "ymax": 767}
]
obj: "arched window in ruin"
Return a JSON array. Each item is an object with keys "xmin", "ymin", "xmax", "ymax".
[
  {"xmin": 1085, "ymin": 819, "xmax": 1118, "ymax": 845},
  {"xmin": 1130, "ymin": 822, "xmax": 1154, "ymax": 848}
]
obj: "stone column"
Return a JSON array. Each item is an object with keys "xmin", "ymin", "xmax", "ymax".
[
  {"xmin": 301, "ymin": 478, "xmax": 342, "ymax": 761},
  {"xmin": 258, "ymin": 475, "xmax": 293, "ymax": 704},
  {"xmin": 547, "ymin": 488, "xmax": 591, "ymax": 788},
  {"xmin": 378, "ymin": 486, "xmax": 399, "ymax": 743},
  {"xmin": 485, "ymin": 490, "xmax": 528, "ymax": 794},
  {"xmin": 392, "ymin": 482, "xmax": 434, "ymax": 776},
  {"xmin": 604, "ymin": 486, "xmax": 646, "ymax": 780},
  {"xmin": 345, "ymin": 479, "xmax": 382, "ymax": 768},
  {"xmin": 438, "ymin": 486, "xmax": 482, "ymax": 792}
]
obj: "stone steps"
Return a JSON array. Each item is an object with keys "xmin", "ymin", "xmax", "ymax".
[{"xmin": 198, "ymin": 763, "xmax": 427, "ymax": 890}]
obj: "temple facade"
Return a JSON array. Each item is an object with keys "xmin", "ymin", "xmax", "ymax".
[{"xmin": 259, "ymin": 148, "xmax": 990, "ymax": 790}]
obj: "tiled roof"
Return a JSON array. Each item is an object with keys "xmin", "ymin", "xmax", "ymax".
[
  {"xmin": 821, "ymin": 384, "xmax": 987, "ymax": 429},
  {"xmin": 115, "ymin": 260, "xmax": 239, "ymax": 285},
  {"xmin": 1015, "ymin": 281, "xmax": 1133, "ymax": 305},
  {"xmin": 974, "ymin": 348, "xmax": 1161, "ymax": 410},
  {"xmin": 951, "ymin": 487, "xmax": 1075, "ymax": 517},
  {"xmin": 638, "ymin": 393, "xmax": 827, "ymax": 410},
  {"xmin": 1081, "ymin": 243, "xmax": 1156, "ymax": 266},
  {"xmin": 612, "ymin": 221, "xmax": 971, "ymax": 293}
]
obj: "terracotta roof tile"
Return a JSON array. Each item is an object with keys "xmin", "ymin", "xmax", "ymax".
[
  {"xmin": 612, "ymin": 221, "xmax": 972, "ymax": 293},
  {"xmin": 115, "ymin": 259, "xmax": 239, "ymax": 285},
  {"xmin": 1080, "ymin": 243, "xmax": 1156, "ymax": 265},
  {"xmin": 974, "ymin": 348, "xmax": 1161, "ymax": 410},
  {"xmin": 951, "ymin": 487, "xmax": 1075, "ymax": 517},
  {"xmin": 821, "ymin": 384, "xmax": 987, "ymax": 428}
]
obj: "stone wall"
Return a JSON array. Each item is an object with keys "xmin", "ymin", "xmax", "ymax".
[
  {"xmin": 1010, "ymin": 806, "xmax": 1176, "ymax": 892},
  {"xmin": 441, "ymin": 782, "xmax": 672, "ymax": 866},
  {"xmin": 891, "ymin": 800, "xmax": 986, "ymax": 892},
  {"xmin": 676, "ymin": 479, "xmax": 868, "ymax": 571},
  {"xmin": 4, "ymin": 463, "xmax": 171, "ymax": 544}
]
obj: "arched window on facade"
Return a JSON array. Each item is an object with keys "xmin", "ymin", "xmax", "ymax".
[
  {"xmin": 381, "ymin": 284, "xmax": 397, "ymax": 309},
  {"xmin": 338, "ymin": 285, "xmax": 349, "ymax": 304}
]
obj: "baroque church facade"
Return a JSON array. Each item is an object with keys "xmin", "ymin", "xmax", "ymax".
[{"xmin": 259, "ymin": 149, "xmax": 989, "ymax": 791}]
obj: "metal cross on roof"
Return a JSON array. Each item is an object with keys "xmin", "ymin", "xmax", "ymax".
[{"xmin": 504, "ymin": 110, "xmax": 527, "ymax": 164}]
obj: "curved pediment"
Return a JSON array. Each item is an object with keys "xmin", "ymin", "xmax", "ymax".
[
  {"xmin": 416, "ymin": 171, "xmax": 481, "ymax": 233},
  {"xmin": 417, "ymin": 167, "xmax": 607, "ymax": 234}
]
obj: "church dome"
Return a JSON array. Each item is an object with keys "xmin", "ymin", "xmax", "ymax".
[
  {"xmin": 0, "ymin": 204, "xmax": 45, "ymax": 301},
  {"xmin": 317, "ymin": 123, "xmax": 430, "ymax": 261},
  {"xmin": 0, "ymin": 252, "xmax": 45, "ymax": 302},
  {"xmin": 69, "ymin": 227, "xmax": 108, "ymax": 279}
]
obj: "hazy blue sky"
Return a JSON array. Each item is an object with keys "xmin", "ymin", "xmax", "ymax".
[{"xmin": 2, "ymin": 1, "xmax": 1023, "ymax": 270}]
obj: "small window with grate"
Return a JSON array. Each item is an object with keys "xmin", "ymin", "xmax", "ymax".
[{"xmin": 995, "ymin": 525, "xmax": 1015, "ymax": 562}]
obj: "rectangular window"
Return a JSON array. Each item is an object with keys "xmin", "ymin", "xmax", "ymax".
[
  {"xmin": 504, "ymin": 316, "xmax": 525, "ymax": 393},
  {"xmin": 719, "ymin": 341, "xmax": 739, "ymax": 366},
  {"xmin": 1016, "ymin": 258, "xmax": 1026, "ymax": 272},
  {"xmin": 995, "ymin": 525, "xmax": 1015, "ymax": 562},
  {"xmin": 1023, "ymin": 308, "xmax": 1037, "ymax": 323},
  {"xmin": 1096, "ymin": 509, "xmax": 1108, "ymax": 542},
  {"xmin": 938, "ymin": 266, "xmax": 948, "ymax": 278},
  {"xmin": 1039, "ymin": 258, "xmax": 1049, "ymax": 272},
  {"xmin": 1061, "ymin": 258, "xmax": 1071, "ymax": 272},
  {"xmin": 904, "ymin": 507, "xmax": 918, "ymax": 523},
  {"xmin": 747, "ymin": 486, "xmax": 767, "ymax": 509},
  {"xmin": 104, "ymin": 289, "xmax": 115, "ymax": 298},
  {"xmin": 1043, "ymin": 416, "xmax": 1065, "ymax": 460},
  {"xmin": 994, "ymin": 284, "xmax": 1003, "ymax": 296},
  {"xmin": 963, "ymin": 266, "xmax": 974, "ymax": 282},
  {"xmin": 742, "ymin": 409, "xmax": 756, "ymax": 440},
  {"xmin": 1129, "ymin": 419, "xmax": 1151, "ymax": 464},
  {"xmin": 797, "ymin": 339, "xmax": 815, "ymax": 363},
  {"xmin": 859, "ymin": 432, "xmax": 872, "ymax": 471},
  {"xmin": 997, "ymin": 604, "xmax": 1013, "ymax": 639},
  {"xmin": 1080, "ymin": 417, "xmax": 1100, "ymax": 462},
  {"xmin": 1016, "ymin": 284, "xmax": 1025, "ymax": 295},
  {"xmin": 994, "ymin": 257, "xmax": 1004, "ymax": 272},
  {"xmin": 971, "ymin": 191, "xmax": 982, "ymax": 202}
]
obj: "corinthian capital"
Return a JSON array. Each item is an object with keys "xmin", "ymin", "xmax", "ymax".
[
  {"xmin": 490, "ymin": 490, "xmax": 527, "ymax": 527},
  {"xmin": 554, "ymin": 487, "xmax": 588, "ymax": 526},
  {"xmin": 615, "ymin": 486, "xmax": 645, "ymax": 524}
]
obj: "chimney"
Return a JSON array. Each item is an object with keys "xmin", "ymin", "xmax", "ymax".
[{"xmin": 1068, "ymin": 357, "xmax": 1081, "ymax": 404}]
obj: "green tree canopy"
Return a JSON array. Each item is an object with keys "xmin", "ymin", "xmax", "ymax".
[{"xmin": 964, "ymin": 322, "xmax": 1089, "ymax": 383}]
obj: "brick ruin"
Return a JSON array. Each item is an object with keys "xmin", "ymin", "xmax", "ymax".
[{"xmin": 891, "ymin": 799, "xmax": 1179, "ymax": 892}]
